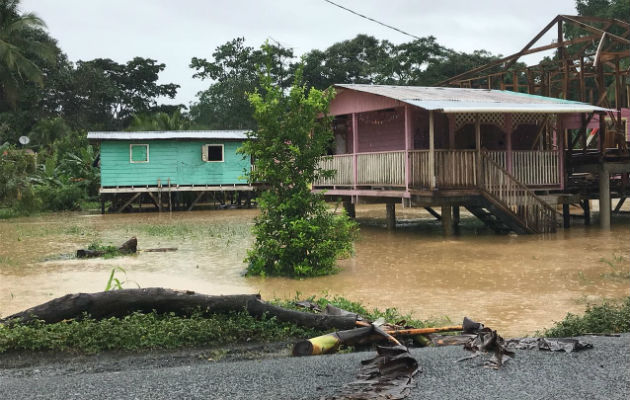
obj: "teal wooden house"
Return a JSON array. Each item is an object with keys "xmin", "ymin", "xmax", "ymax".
[{"xmin": 87, "ymin": 130, "xmax": 254, "ymax": 212}]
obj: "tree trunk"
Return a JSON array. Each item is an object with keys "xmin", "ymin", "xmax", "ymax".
[
  {"xmin": 2, "ymin": 288, "xmax": 260, "ymax": 324},
  {"xmin": 246, "ymin": 298, "xmax": 357, "ymax": 331}
]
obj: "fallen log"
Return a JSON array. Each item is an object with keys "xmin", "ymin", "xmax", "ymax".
[
  {"xmin": 246, "ymin": 298, "xmax": 357, "ymax": 331},
  {"xmin": 1, "ymin": 288, "xmax": 261, "ymax": 324},
  {"xmin": 76, "ymin": 237, "xmax": 138, "ymax": 259}
]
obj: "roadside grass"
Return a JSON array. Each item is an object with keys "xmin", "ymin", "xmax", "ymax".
[
  {"xmin": 133, "ymin": 222, "xmax": 252, "ymax": 242},
  {"xmin": 542, "ymin": 296, "xmax": 630, "ymax": 337},
  {"xmin": 0, "ymin": 295, "xmax": 443, "ymax": 354}
]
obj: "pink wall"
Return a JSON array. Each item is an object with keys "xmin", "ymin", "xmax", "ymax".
[
  {"xmin": 356, "ymin": 109, "xmax": 406, "ymax": 152},
  {"xmin": 562, "ymin": 108, "xmax": 630, "ymax": 140},
  {"xmin": 330, "ymin": 88, "xmax": 402, "ymax": 116}
]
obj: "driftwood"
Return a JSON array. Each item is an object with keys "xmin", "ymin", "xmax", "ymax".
[
  {"xmin": 76, "ymin": 237, "xmax": 138, "ymax": 259},
  {"xmin": 1, "ymin": 289, "xmax": 357, "ymax": 331},
  {"xmin": 2, "ymin": 289, "xmax": 260, "ymax": 324}
]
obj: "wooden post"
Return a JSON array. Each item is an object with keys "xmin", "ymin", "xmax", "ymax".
[
  {"xmin": 429, "ymin": 110, "xmax": 435, "ymax": 189},
  {"xmin": 442, "ymin": 205, "xmax": 453, "ymax": 236},
  {"xmin": 100, "ymin": 197, "xmax": 105, "ymax": 215},
  {"xmin": 475, "ymin": 115, "xmax": 481, "ymax": 152},
  {"xmin": 452, "ymin": 205, "xmax": 460, "ymax": 233},
  {"xmin": 505, "ymin": 114, "xmax": 513, "ymax": 174},
  {"xmin": 404, "ymin": 105, "xmax": 412, "ymax": 191},
  {"xmin": 386, "ymin": 202, "xmax": 396, "ymax": 230},
  {"xmin": 448, "ymin": 114, "xmax": 455, "ymax": 149},
  {"xmin": 343, "ymin": 199, "xmax": 356, "ymax": 219},
  {"xmin": 583, "ymin": 199, "xmax": 591, "ymax": 226},
  {"xmin": 352, "ymin": 113, "xmax": 359, "ymax": 189},
  {"xmin": 562, "ymin": 203, "xmax": 570, "ymax": 229},
  {"xmin": 599, "ymin": 166, "xmax": 610, "ymax": 229}
]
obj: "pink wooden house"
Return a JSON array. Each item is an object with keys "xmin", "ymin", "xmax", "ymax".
[{"xmin": 313, "ymin": 84, "xmax": 614, "ymax": 234}]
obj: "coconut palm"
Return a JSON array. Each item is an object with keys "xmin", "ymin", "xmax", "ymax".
[{"xmin": 0, "ymin": 0, "xmax": 55, "ymax": 107}]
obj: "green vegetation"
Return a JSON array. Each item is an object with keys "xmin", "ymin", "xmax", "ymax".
[
  {"xmin": 240, "ymin": 53, "xmax": 358, "ymax": 278},
  {"xmin": 0, "ymin": 295, "xmax": 441, "ymax": 354},
  {"xmin": 0, "ymin": 311, "xmax": 320, "ymax": 354},
  {"xmin": 599, "ymin": 254, "xmax": 630, "ymax": 280},
  {"xmin": 543, "ymin": 297, "xmax": 630, "ymax": 337},
  {"xmin": 86, "ymin": 241, "xmax": 125, "ymax": 259}
]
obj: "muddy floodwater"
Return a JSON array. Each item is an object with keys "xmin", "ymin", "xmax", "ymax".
[{"xmin": 1, "ymin": 206, "xmax": 628, "ymax": 337}]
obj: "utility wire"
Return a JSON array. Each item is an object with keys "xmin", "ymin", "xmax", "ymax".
[{"xmin": 322, "ymin": 0, "xmax": 421, "ymax": 40}]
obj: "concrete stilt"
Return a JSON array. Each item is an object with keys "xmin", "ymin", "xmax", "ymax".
[
  {"xmin": 599, "ymin": 167, "xmax": 610, "ymax": 229},
  {"xmin": 386, "ymin": 203, "xmax": 396, "ymax": 230},
  {"xmin": 343, "ymin": 200, "xmax": 356, "ymax": 219},
  {"xmin": 442, "ymin": 205, "xmax": 453, "ymax": 236}
]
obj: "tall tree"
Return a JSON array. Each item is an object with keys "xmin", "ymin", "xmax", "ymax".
[
  {"xmin": 0, "ymin": 0, "xmax": 55, "ymax": 108},
  {"xmin": 189, "ymin": 38, "xmax": 293, "ymax": 129}
]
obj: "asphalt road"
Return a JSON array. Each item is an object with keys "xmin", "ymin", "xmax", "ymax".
[{"xmin": 1, "ymin": 335, "xmax": 628, "ymax": 400}]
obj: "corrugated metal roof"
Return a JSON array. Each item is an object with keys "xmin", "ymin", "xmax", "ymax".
[
  {"xmin": 87, "ymin": 130, "xmax": 250, "ymax": 141},
  {"xmin": 335, "ymin": 84, "xmax": 611, "ymax": 113}
]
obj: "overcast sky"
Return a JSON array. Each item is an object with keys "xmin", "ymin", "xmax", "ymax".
[{"xmin": 22, "ymin": 0, "xmax": 579, "ymax": 106}]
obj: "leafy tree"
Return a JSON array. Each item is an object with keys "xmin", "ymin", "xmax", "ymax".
[
  {"xmin": 0, "ymin": 0, "xmax": 56, "ymax": 108},
  {"xmin": 60, "ymin": 57, "xmax": 179, "ymax": 131},
  {"xmin": 128, "ymin": 110, "xmax": 192, "ymax": 131},
  {"xmin": 240, "ymin": 53, "xmax": 357, "ymax": 277},
  {"xmin": 190, "ymin": 38, "xmax": 293, "ymax": 129}
]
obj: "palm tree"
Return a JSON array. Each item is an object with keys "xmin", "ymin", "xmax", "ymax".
[
  {"xmin": 128, "ymin": 110, "xmax": 193, "ymax": 131},
  {"xmin": 0, "ymin": 0, "xmax": 55, "ymax": 107}
]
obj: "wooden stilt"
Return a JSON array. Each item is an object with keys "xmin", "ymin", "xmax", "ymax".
[
  {"xmin": 562, "ymin": 203, "xmax": 570, "ymax": 228},
  {"xmin": 583, "ymin": 199, "xmax": 591, "ymax": 225},
  {"xmin": 188, "ymin": 192, "xmax": 205, "ymax": 211},
  {"xmin": 599, "ymin": 167, "xmax": 610, "ymax": 229},
  {"xmin": 100, "ymin": 197, "xmax": 105, "ymax": 215},
  {"xmin": 424, "ymin": 207, "xmax": 442, "ymax": 220},
  {"xmin": 117, "ymin": 193, "xmax": 141, "ymax": 213},
  {"xmin": 613, "ymin": 197, "xmax": 626, "ymax": 213},
  {"xmin": 386, "ymin": 203, "xmax": 396, "ymax": 230},
  {"xmin": 453, "ymin": 205, "xmax": 460, "ymax": 231},
  {"xmin": 343, "ymin": 199, "xmax": 356, "ymax": 219}
]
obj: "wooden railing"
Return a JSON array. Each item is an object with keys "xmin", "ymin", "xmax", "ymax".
[
  {"xmin": 409, "ymin": 150, "xmax": 431, "ymax": 188},
  {"xmin": 479, "ymin": 154, "xmax": 557, "ymax": 233},
  {"xmin": 357, "ymin": 151, "xmax": 405, "ymax": 186},
  {"xmin": 314, "ymin": 149, "xmax": 560, "ymax": 190},
  {"xmin": 315, "ymin": 154, "xmax": 353, "ymax": 186},
  {"xmin": 512, "ymin": 151, "xmax": 559, "ymax": 186},
  {"xmin": 435, "ymin": 150, "xmax": 478, "ymax": 188},
  {"xmin": 486, "ymin": 151, "xmax": 506, "ymax": 169}
]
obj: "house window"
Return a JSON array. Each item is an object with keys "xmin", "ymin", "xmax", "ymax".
[
  {"xmin": 130, "ymin": 144, "xmax": 149, "ymax": 163},
  {"xmin": 202, "ymin": 144, "xmax": 224, "ymax": 162}
]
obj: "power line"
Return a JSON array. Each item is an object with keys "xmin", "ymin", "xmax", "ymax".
[{"xmin": 322, "ymin": 0, "xmax": 421, "ymax": 40}]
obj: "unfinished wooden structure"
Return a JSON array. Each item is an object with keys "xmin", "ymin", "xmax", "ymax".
[
  {"xmin": 88, "ymin": 131, "xmax": 255, "ymax": 213},
  {"xmin": 313, "ymin": 84, "xmax": 610, "ymax": 234},
  {"xmin": 438, "ymin": 15, "xmax": 630, "ymax": 229}
]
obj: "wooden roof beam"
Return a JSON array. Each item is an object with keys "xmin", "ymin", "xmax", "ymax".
[{"xmin": 561, "ymin": 16, "xmax": 630, "ymax": 45}]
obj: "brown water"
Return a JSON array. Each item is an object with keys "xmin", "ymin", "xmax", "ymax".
[{"xmin": 1, "ymin": 206, "xmax": 628, "ymax": 337}]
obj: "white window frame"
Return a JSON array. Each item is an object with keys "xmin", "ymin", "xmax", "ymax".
[
  {"xmin": 129, "ymin": 144, "xmax": 149, "ymax": 163},
  {"xmin": 202, "ymin": 144, "xmax": 224, "ymax": 163}
]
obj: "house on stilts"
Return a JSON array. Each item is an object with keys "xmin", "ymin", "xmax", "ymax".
[
  {"xmin": 313, "ymin": 84, "xmax": 625, "ymax": 234},
  {"xmin": 88, "ymin": 130, "xmax": 254, "ymax": 212}
]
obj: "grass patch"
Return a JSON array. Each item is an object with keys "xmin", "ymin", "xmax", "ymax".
[
  {"xmin": 599, "ymin": 254, "xmax": 630, "ymax": 280},
  {"xmin": 0, "ymin": 295, "xmax": 444, "ymax": 354},
  {"xmin": 86, "ymin": 241, "xmax": 125, "ymax": 259},
  {"xmin": 542, "ymin": 297, "xmax": 630, "ymax": 337},
  {"xmin": 0, "ymin": 311, "xmax": 321, "ymax": 354},
  {"xmin": 0, "ymin": 256, "xmax": 16, "ymax": 266}
]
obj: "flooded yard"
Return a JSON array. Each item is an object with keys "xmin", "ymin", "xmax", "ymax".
[{"xmin": 1, "ymin": 206, "xmax": 628, "ymax": 337}]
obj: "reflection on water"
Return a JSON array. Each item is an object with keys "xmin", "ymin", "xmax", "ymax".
[{"xmin": 1, "ymin": 206, "xmax": 628, "ymax": 336}]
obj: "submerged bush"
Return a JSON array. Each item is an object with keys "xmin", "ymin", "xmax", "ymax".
[{"xmin": 543, "ymin": 297, "xmax": 630, "ymax": 337}]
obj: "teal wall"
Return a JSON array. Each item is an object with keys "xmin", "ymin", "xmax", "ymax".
[{"xmin": 100, "ymin": 140, "xmax": 250, "ymax": 187}]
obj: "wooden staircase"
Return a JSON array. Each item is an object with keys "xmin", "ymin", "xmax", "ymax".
[{"xmin": 469, "ymin": 153, "xmax": 558, "ymax": 234}]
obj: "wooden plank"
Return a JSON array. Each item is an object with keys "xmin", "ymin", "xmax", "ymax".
[{"xmin": 117, "ymin": 193, "xmax": 141, "ymax": 213}]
